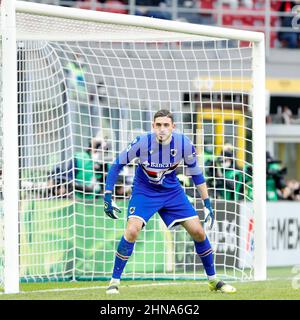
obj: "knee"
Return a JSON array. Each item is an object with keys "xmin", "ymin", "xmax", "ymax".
[
  {"xmin": 125, "ymin": 220, "xmax": 142, "ymax": 242},
  {"xmin": 191, "ymin": 228, "xmax": 206, "ymax": 243}
]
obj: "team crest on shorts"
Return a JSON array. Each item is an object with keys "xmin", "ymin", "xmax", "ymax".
[{"xmin": 129, "ymin": 207, "xmax": 136, "ymax": 214}]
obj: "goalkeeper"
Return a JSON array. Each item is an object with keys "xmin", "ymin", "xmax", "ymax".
[{"xmin": 104, "ymin": 109, "xmax": 236, "ymax": 294}]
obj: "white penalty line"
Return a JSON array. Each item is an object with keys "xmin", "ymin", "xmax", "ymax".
[
  {"xmin": 1, "ymin": 276, "xmax": 289, "ymax": 295},
  {"xmin": 15, "ymin": 281, "xmax": 206, "ymax": 295}
]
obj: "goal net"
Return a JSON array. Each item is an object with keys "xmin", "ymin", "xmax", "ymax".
[{"xmin": 0, "ymin": 1, "xmax": 266, "ymax": 293}]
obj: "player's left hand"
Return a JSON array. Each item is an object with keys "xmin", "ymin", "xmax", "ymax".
[
  {"xmin": 203, "ymin": 198, "xmax": 214, "ymax": 230},
  {"xmin": 104, "ymin": 192, "xmax": 121, "ymax": 219}
]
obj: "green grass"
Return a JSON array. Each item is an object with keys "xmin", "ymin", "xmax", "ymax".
[{"xmin": 0, "ymin": 267, "xmax": 299, "ymax": 300}]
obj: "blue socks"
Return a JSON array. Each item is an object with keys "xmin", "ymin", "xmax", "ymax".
[
  {"xmin": 194, "ymin": 237, "xmax": 216, "ymax": 277},
  {"xmin": 112, "ymin": 235, "xmax": 215, "ymax": 280},
  {"xmin": 112, "ymin": 236, "xmax": 135, "ymax": 279}
]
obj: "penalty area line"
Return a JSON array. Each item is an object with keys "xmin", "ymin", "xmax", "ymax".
[{"xmin": 13, "ymin": 281, "xmax": 206, "ymax": 295}]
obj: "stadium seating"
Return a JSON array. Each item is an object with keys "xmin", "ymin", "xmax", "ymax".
[
  {"xmin": 69, "ymin": 0, "xmax": 296, "ymax": 48},
  {"xmin": 220, "ymin": 3, "xmax": 280, "ymax": 48},
  {"xmin": 78, "ymin": 0, "xmax": 128, "ymax": 14}
]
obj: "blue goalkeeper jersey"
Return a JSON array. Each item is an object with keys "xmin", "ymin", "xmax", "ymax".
[{"xmin": 105, "ymin": 131, "xmax": 205, "ymax": 193}]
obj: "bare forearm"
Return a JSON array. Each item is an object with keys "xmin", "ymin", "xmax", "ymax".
[{"xmin": 196, "ymin": 182, "xmax": 209, "ymax": 200}]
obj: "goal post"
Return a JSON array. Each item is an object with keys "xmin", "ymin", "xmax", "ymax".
[
  {"xmin": 252, "ymin": 40, "xmax": 267, "ymax": 281},
  {"xmin": 0, "ymin": 0, "xmax": 266, "ymax": 293},
  {"xmin": 1, "ymin": 0, "xmax": 19, "ymax": 294}
]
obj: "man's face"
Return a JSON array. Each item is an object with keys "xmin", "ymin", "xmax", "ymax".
[{"xmin": 152, "ymin": 116, "xmax": 175, "ymax": 143}]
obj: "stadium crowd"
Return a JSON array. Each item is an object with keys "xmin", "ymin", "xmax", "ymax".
[
  {"xmin": 55, "ymin": 0, "xmax": 300, "ymax": 48},
  {"xmin": 266, "ymin": 105, "xmax": 300, "ymax": 124},
  {"xmin": 45, "ymin": 137, "xmax": 300, "ymax": 202},
  {"xmin": 44, "ymin": 53, "xmax": 300, "ymax": 202},
  {"xmin": 16, "ymin": 1, "xmax": 300, "ymax": 201}
]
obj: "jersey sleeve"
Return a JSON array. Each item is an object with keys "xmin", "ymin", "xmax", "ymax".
[
  {"xmin": 105, "ymin": 136, "xmax": 141, "ymax": 191},
  {"xmin": 183, "ymin": 136, "xmax": 206, "ymax": 185},
  {"xmin": 116, "ymin": 136, "xmax": 141, "ymax": 165}
]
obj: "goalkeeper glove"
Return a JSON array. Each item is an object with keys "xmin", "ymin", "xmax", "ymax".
[
  {"xmin": 104, "ymin": 192, "xmax": 121, "ymax": 219},
  {"xmin": 203, "ymin": 198, "xmax": 215, "ymax": 230}
]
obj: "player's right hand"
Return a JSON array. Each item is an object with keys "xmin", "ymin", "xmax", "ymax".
[{"xmin": 104, "ymin": 192, "xmax": 121, "ymax": 219}]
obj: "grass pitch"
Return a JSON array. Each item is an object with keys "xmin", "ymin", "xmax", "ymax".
[{"xmin": 0, "ymin": 267, "xmax": 299, "ymax": 300}]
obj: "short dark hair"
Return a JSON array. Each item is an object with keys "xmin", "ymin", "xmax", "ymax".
[{"xmin": 153, "ymin": 109, "xmax": 174, "ymax": 123}]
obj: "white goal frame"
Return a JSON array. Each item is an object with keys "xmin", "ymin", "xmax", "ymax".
[{"xmin": 1, "ymin": 0, "xmax": 266, "ymax": 294}]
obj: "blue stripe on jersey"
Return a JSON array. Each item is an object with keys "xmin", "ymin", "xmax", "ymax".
[
  {"xmin": 159, "ymin": 141, "xmax": 162, "ymax": 163},
  {"xmin": 105, "ymin": 131, "xmax": 205, "ymax": 192},
  {"xmin": 187, "ymin": 158, "xmax": 197, "ymax": 168},
  {"xmin": 170, "ymin": 135, "xmax": 175, "ymax": 163},
  {"xmin": 147, "ymin": 133, "xmax": 152, "ymax": 165}
]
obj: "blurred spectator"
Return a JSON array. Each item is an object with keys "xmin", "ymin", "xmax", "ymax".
[
  {"xmin": 99, "ymin": 0, "xmax": 128, "ymax": 14},
  {"xmin": 222, "ymin": 0, "xmax": 239, "ymax": 9},
  {"xmin": 253, "ymin": 0, "xmax": 265, "ymax": 9},
  {"xmin": 204, "ymin": 143, "xmax": 246, "ymax": 201},
  {"xmin": 135, "ymin": 0, "xmax": 172, "ymax": 20},
  {"xmin": 92, "ymin": 136, "xmax": 111, "ymax": 194},
  {"xmin": 278, "ymin": 1, "xmax": 299, "ymax": 48},
  {"xmin": 241, "ymin": 0, "xmax": 253, "ymax": 9},
  {"xmin": 47, "ymin": 136, "xmax": 111, "ymax": 199},
  {"xmin": 281, "ymin": 105, "xmax": 293, "ymax": 124},
  {"xmin": 114, "ymin": 169, "xmax": 133, "ymax": 198},
  {"xmin": 281, "ymin": 105, "xmax": 300, "ymax": 124},
  {"xmin": 285, "ymin": 179, "xmax": 300, "ymax": 200},
  {"xmin": 216, "ymin": 143, "xmax": 246, "ymax": 201},
  {"xmin": 66, "ymin": 53, "xmax": 87, "ymax": 100},
  {"xmin": 197, "ymin": 0, "xmax": 216, "ymax": 25},
  {"xmin": 177, "ymin": 0, "xmax": 202, "ymax": 24},
  {"xmin": 266, "ymin": 114, "xmax": 273, "ymax": 124},
  {"xmin": 269, "ymin": 105, "xmax": 283, "ymax": 124},
  {"xmin": 60, "ymin": 0, "xmax": 77, "ymax": 7},
  {"xmin": 71, "ymin": 138, "xmax": 111, "ymax": 199},
  {"xmin": 266, "ymin": 151, "xmax": 290, "ymax": 201},
  {"xmin": 47, "ymin": 165, "xmax": 71, "ymax": 198}
]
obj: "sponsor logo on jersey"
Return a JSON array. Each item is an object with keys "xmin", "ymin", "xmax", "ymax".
[
  {"xmin": 150, "ymin": 162, "xmax": 174, "ymax": 168},
  {"xmin": 141, "ymin": 161, "xmax": 180, "ymax": 184}
]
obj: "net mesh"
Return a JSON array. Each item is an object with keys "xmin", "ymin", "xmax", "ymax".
[
  {"xmin": 15, "ymin": 11, "xmax": 216, "ymax": 41},
  {"xmin": 0, "ymin": 7, "xmax": 257, "ymax": 288}
]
